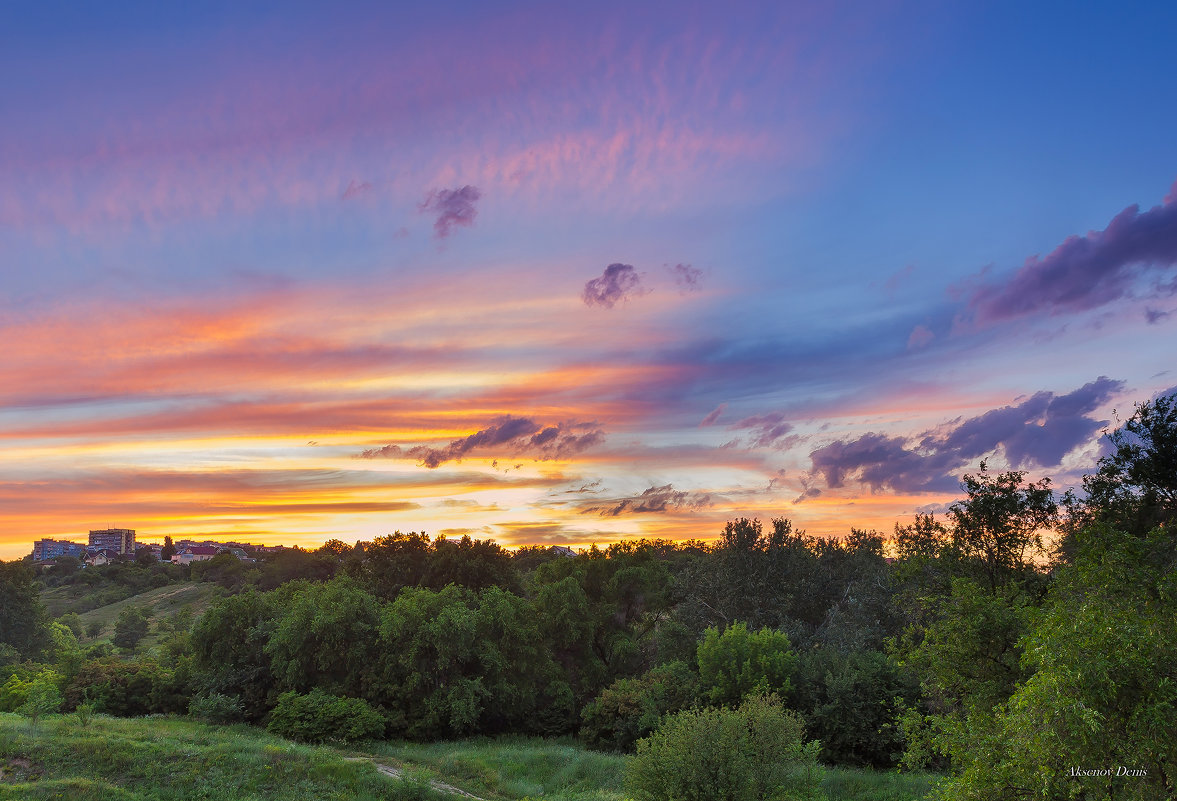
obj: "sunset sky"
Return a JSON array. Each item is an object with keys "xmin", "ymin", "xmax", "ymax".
[{"xmin": 2, "ymin": 1, "xmax": 1176, "ymax": 559}]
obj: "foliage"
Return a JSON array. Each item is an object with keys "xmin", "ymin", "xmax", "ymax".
[
  {"xmin": 792, "ymin": 648, "xmax": 918, "ymax": 768},
  {"xmin": 946, "ymin": 464, "xmax": 1056, "ymax": 593},
  {"xmin": 111, "ymin": 607, "xmax": 150, "ymax": 650},
  {"xmin": 254, "ymin": 547, "xmax": 338, "ymax": 592},
  {"xmin": 17, "ymin": 670, "xmax": 63, "ymax": 728},
  {"xmin": 192, "ymin": 552, "xmax": 256, "ymax": 590},
  {"xmin": 265, "ymin": 576, "xmax": 383, "ymax": 697},
  {"xmin": 935, "ymin": 524, "xmax": 1177, "ymax": 800},
  {"xmin": 0, "ymin": 674, "xmax": 32, "ymax": 712},
  {"xmin": 697, "ymin": 621, "xmax": 796, "ymax": 707},
  {"xmin": 899, "ymin": 578, "xmax": 1032, "ymax": 713},
  {"xmin": 0, "ymin": 560, "xmax": 47, "ymax": 660},
  {"xmin": 374, "ymin": 584, "xmax": 570, "ymax": 739},
  {"xmin": 580, "ymin": 660, "xmax": 699, "ymax": 751},
  {"xmin": 266, "ymin": 688, "xmax": 385, "ymax": 743},
  {"xmin": 63, "ymin": 657, "xmax": 188, "ymax": 716},
  {"xmin": 626, "ymin": 693, "xmax": 823, "ymax": 801},
  {"xmin": 1068, "ymin": 391, "xmax": 1177, "ymax": 540},
  {"xmin": 188, "ymin": 691, "xmax": 245, "ymax": 723},
  {"xmin": 190, "ymin": 590, "xmax": 277, "ymax": 720},
  {"xmin": 56, "ymin": 612, "xmax": 84, "ymax": 640}
]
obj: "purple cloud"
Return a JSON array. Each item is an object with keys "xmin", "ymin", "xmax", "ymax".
[
  {"xmin": 341, "ymin": 179, "xmax": 373, "ymax": 200},
  {"xmin": 792, "ymin": 487, "xmax": 822, "ymax": 504},
  {"xmin": 731, "ymin": 411, "xmax": 795, "ymax": 448},
  {"xmin": 361, "ymin": 415, "xmax": 605, "ymax": 468},
  {"xmin": 582, "ymin": 263, "xmax": 642, "ymax": 308},
  {"xmin": 420, "ymin": 185, "xmax": 482, "ymax": 238},
  {"xmin": 808, "ymin": 377, "xmax": 1123, "ymax": 493},
  {"xmin": 810, "ymin": 433, "xmax": 962, "ymax": 494},
  {"xmin": 670, "ymin": 263, "xmax": 704, "ymax": 292},
  {"xmin": 582, "ymin": 484, "xmax": 713, "ymax": 516},
  {"xmin": 907, "ymin": 324, "xmax": 934, "ymax": 350},
  {"xmin": 356, "ymin": 443, "xmax": 403, "ymax": 459},
  {"xmin": 699, "ymin": 403, "xmax": 727, "ymax": 427},
  {"xmin": 966, "ymin": 182, "xmax": 1177, "ymax": 324}
]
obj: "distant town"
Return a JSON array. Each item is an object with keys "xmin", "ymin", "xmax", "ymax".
[{"xmin": 30, "ymin": 528, "xmax": 288, "ymax": 567}]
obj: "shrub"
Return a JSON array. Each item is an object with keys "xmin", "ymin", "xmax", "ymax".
[
  {"xmin": 18, "ymin": 669, "xmax": 63, "ymax": 729},
  {"xmin": 63, "ymin": 657, "xmax": 188, "ymax": 716},
  {"xmin": 267, "ymin": 689, "xmax": 385, "ymax": 743},
  {"xmin": 791, "ymin": 648, "xmax": 918, "ymax": 768},
  {"xmin": 626, "ymin": 693, "xmax": 822, "ymax": 801},
  {"xmin": 580, "ymin": 660, "xmax": 699, "ymax": 751},
  {"xmin": 697, "ymin": 621, "xmax": 797, "ymax": 707},
  {"xmin": 189, "ymin": 691, "xmax": 245, "ymax": 724},
  {"xmin": 0, "ymin": 673, "xmax": 32, "ymax": 712}
]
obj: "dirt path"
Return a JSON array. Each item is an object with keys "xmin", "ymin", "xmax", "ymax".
[{"xmin": 343, "ymin": 757, "xmax": 488, "ymax": 799}]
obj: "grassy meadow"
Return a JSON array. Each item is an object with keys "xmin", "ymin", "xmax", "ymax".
[{"xmin": 0, "ymin": 713, "xmax": 935, "ymax": 801}]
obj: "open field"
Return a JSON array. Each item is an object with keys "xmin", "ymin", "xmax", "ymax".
[{"xmin": 0, "ymin": 714, "xmax": 936, "ymax": 801}]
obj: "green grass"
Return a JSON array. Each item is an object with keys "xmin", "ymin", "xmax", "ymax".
[
  {"xmin": 0, "ymin": 713, "xmax": 937, "ymax": 801},
  {"xmin": 822, "ymin": 766, "xmax": 939, "ymax": 801},
  {"xmin": 0, "ymin": 713, "xmax": 456, "ymax": 800},
  {"xmin": 373, "ymin": 737, "xmax": 937, "ymax": 801},
  {"xmin": 373, "ymin": 737, "xmax": 629, "ymax": 801}
]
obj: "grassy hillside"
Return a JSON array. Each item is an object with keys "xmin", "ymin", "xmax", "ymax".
[
  {"xmin": 43, "ymin": 581, "xmax": 222, "ymax": 644},
  {"xmin": 0, "ymin": 713, "xmax": 936, "ymax": 801},
  {"xmin": 0, "ymin": 713, "xmax": 466, "ymax": 800}
]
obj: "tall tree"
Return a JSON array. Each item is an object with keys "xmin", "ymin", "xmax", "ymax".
[{"xmin": 0, "ymin": 561, "xmax": 47, "ymax": 661}]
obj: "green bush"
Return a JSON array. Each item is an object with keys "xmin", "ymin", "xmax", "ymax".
[
  {"xmin": 697, "ymin": 621, "xmax": 797, "ymax": 707},
  {"xmin": 63, "ymin": 657, "xmax": 188, "ymax": 716},
  {"xmin": 580, "ymin": 660, "xmax": 699, "ymax": 751},
  {"xmin": 791, "ymin": 648, "xmax": 918, "ymax": 768},
  {"xmin": 627, "ymin": 693, "xmax": 823, "ymax": 801},
  {"xmin": 267, "ymin": 689, "xmax": 385, "ymax": 743},
  {"xmin": 0, "ymin": 673, "xmax": 32, "ymax": 712},
  {"xmin": 189, "ymin": 691, "xmax": 244, "ymax": 723}
]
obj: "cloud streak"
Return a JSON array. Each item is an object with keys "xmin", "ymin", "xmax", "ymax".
[
  {"xmin": 579, "ymin": 484, "xmax": 714, "ymax": 516},
  {"xmin": 359, "ymin": 416, "xmax": 605, "ymax": 468},
  {"xmin": 966, "ymin": 181, "xmax": 1177, "ymax": 324}
]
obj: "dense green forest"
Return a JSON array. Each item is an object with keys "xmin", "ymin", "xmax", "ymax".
[{"xmin": 2, "ymin": 393, "xmax": 1174, "ymax": 800}]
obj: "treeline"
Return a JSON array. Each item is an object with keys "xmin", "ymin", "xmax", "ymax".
[{"xmin": 2, "ymin": 394, "xmax": 1175, "ymax": 800}]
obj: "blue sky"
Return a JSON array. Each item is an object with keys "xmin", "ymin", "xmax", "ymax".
[{"xmin": 1, "ymin": 1, "xmax": 1174, "ymax": 557}]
